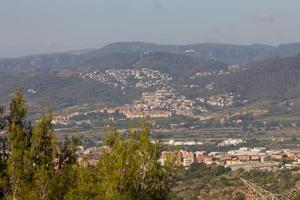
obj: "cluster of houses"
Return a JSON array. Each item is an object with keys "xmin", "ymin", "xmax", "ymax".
[
  {"xmin": 115, "ymin": 88, "xmax": 199, "ymax": 119},
  {"xmin": 205, "ymin": 93, "xmax": 248, "ymax": 108},
  {"xmin": 79, "ymin": 68, "xmax": 171, "ymax": 89},
  {"xmin": 160, "ymin": 147, "xmax": 300, "ymax": 171},
  {"xmin": 52, "ymin": 86, "xmax": 205, "ymax": 124},
  {"xmin": 190, "ymin": 64, "xmax": 245, "ymax": 79},
  {"xmin": 52, "ymin": 112, "xmax": 83, "ymax": 125},
  {"xmin": 218, "ymin": 138, "xmax": 245, "ymax": 147},
  {"xmin": 76, "ymin": 146, "xmax": 111, "ymax": 167},
  {"xmin": 75, "ymin": 143, "xmax": 300, "ymax": 173}
]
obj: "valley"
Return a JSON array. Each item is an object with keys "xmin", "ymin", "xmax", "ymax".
[{"xmin": 1, "ymin": 42, "xmax": 300, "ymax": 148}]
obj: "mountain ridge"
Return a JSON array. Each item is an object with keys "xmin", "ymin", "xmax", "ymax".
[
  {"xmin": 1, "ymin": 42, "xmax": 300, "ymax": 114},
  {"xmin": 2, "ymin": 42, "xmax": 300, "ymax": 73}
]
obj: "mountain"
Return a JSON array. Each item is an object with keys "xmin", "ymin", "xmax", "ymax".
[
  {"xmin": 2, "ymin": 42, "xmax": 300, "ymax": 114},
  {"xmin": 132, "ymin": 52, "xmax": 225, "ymax": 77},
  {"xmin": 210, "ymin": 54, "xmax": 300, "ymax": 102},
  {"xmin": 100, "ymin": 42, "xmax": 275, "ymax": 64},
  {"xmin": 76, "ymin": 52, "xmax": 142, "ymax": 71},
  {"xmin": 97, "ymin": 42, "xmax": 300, "ymax": 64},
  {"xmin": 0, "ymin": 51, "xmax": 226, "ymax": 109},
  {"xmin": 273, "ymin": 43, "xmax": 300, "ymax": 57},
  {"xmin": 77, "ymin": 51, "xmax": 226, "ymax": 77},
  {"xmin": 2, "ymin": 42, "xmax": 300, "ymax": 74},
  {"xmin": 0, "ymin": 50, "xmax": 96, "ymax": 73}
]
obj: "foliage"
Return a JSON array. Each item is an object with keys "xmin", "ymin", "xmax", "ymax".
[
  {"xmin": 0, "ymin": 88, "xmax": 179, "ymax": 200},
  {"xmin": 7, "ymin": 88, "xmax": 33, "ymax": 199},
  {"xmin": 0, "ymin": 89, "xmax": 78, "ymax": 200},
  {"xmin": 2, "ymin": 88, "xmax": 300, "ymax": 200},
  {"xmin": 173, "ymin": 163, "xmax": 300, "ymax": 200},
  {"xmin": 67, "ymin": 127, "xmax": 178, "ymax": 200}
]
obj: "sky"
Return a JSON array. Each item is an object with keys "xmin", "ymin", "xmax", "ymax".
[{"xmin": 1, "ymin": 0, "xmax": 300, "ymax": 57}]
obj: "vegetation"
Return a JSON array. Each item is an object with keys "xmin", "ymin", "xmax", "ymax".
[
  {"xmin": 212, "ymin": 54, "xmax": 300, "ymax": 102},
  {"xmin": 0, "ymin": 89, "xmax": 178, "ymax": 200},
  {"xmin": 67, "ymin": 126, "xmax": 178, "ymax": 200},
  {"xmin": 173, "ymin": 163, "xmax": 300, "ymax": 200},
  {"xmin": 1, "ymin": 89, "xmax": 300, "ymax": 200},
  {"xmin": 0, "ymin": 89, "xmax": 79, "ymax": 199}
]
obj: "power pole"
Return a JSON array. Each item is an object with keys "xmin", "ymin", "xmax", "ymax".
[
  {"xmin": 240, "ymin": 178, "xmax": 297, "ymax": 200},
  {"xmin": 241, "ymin": 178, "xmax": 278, "ymax": 200},
  {"xmin": 280, "ymin": 188, "xmax": 298, "ymax": 200}
]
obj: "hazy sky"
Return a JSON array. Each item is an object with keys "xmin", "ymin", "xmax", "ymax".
[{"xmin": 1, "ymin": 0, "xmax": 300, "ymax": 57}]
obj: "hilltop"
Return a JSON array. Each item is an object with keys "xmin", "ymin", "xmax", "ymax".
[{"xmin": 2, "ymin": 42, "xmax": 300, "ymax": 74}]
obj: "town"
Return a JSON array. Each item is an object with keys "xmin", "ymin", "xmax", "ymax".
[
  {"xmin": 77, "ymin": 142, "xmax": 300, "ymax": 172},
  {"xmin": 52, "ymin": 87, "xmax": 248, "ymax": 126},
  {"xmin": 79, "ymin": 68, "xmax": 172, "ymax": 89}
]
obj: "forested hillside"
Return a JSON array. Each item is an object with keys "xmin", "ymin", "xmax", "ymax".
[{"xmin": 211, "ymin": 54, "xmax": 300, "ymax": 101}]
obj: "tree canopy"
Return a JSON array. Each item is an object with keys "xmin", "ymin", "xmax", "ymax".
[{"xmin": 0, "ymin": 89, "xmax": 178, "ymax": 200}]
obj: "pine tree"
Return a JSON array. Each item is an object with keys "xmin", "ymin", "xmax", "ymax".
[
  {"xmin": 0, "ymin": 105, "xmax": 8, "ymax": 166},
  {"xmin": 67, "ymin": 125, "xmax": 178, "ymax": 200},
  {"xmin": 0, "ymin": 105, "xmax": 5, "ymax": 130},
  {"xmin": 56, "ymin": 136, "xmax": 78, "ymax": 170},
  {"xmin": 1, "ymin": 89, "xmax": 179, "ymax": 199},
  {"xmin": 0, "ymin": 105, "xmax": 9, "ymax": 199},
  {"xmin": 30, "ymin": 110, "xmax": 56, "ymax": 200},
  {"xmin": 49, "ymin": 136, "xmax": 79, "ymax": 200},
  {"xmin": 0, "ymin": 89, "xmax": 82, "ymax": 199},
  {"xmin": 7, "ymin": 88, "xmax": 33, "ymax": 199}
]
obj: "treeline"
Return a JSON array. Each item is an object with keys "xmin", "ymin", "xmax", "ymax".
[{"xmin": 0, "ymin": 89, "xmax": 178, "ymax": 200}]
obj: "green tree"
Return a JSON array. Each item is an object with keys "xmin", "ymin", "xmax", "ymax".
[
  {"xmin": 50, "ymin": 136, "xmax": 79, "ymax": 200},
  {"xmin": 0, "ymin": 89, "xmax": 83, "ymax": 199},
  {"xmin": 233, "ymin": 191, "xmax": 245, "ymax": 200},
  {"xmin": 7, "ymin": 88, "xmax": 33, "ymax": 199},
  {"xmin": 56, "ymin": 136, "xmax": 79, "ymax": 170},
  {"xmin": 0, "ymin": 105, "xmax": 8, "ymax": 167},
  {"xmin": 0, "ymin": 105, "xmax": 9, "ymax": 199},
  {"xmin": 0, "ymin": 105, "xmax": 5, "ymax": 130},
  {"xmin": 30, "ymin": 111, "xmax": 56, "ymax": 200},
  {"xmin": 67, "ymin": 126, "xmax": 178, "ymax": 200}
]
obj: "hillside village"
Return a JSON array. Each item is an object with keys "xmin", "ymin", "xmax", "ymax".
[
  {"xmin": 52, "ymin": 85, "xmax": 249, "ymax": 126},
  {"xmin": 190, "ymin": 64, "xmax": 246, "ymax": 79},
  {"xmin": 79, "ymin": 68, "xmax": 172, "ymax": 89}
]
